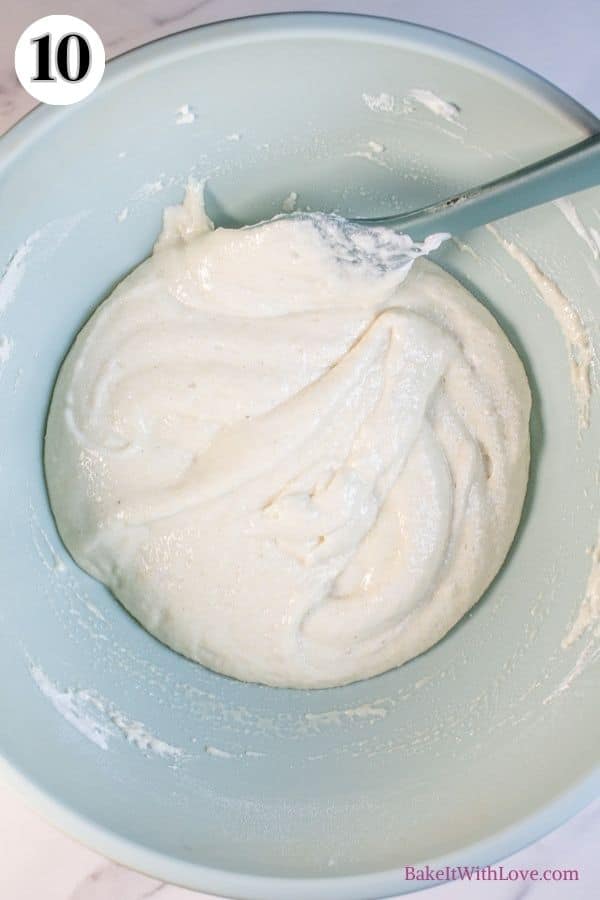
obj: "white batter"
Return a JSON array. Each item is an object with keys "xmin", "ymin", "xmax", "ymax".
[{"xmin": 45, "ymin": 184, "xmax": 531, "ymax": 688}]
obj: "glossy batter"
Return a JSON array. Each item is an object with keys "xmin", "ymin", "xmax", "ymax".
[{"xmin": 45, "ymin": 185, "xmax": 531, "ymax": 688}]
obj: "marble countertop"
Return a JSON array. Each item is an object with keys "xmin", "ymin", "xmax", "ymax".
[{"xmin": 1, "ymin": 2, "xmax": 598, "ymax": 898}]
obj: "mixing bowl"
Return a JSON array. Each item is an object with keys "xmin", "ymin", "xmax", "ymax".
[{"xmin": 0, "ymin": 13, "xmax": 598, "ymax": 899}]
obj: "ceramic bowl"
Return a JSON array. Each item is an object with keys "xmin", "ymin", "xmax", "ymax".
[{"xmin": 0, "ymin": 13, "xmax": 598, "ymax": 899}]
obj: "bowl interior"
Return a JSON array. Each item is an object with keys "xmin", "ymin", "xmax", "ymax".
[{"xmin": 0, "ymin": 14, "xmax": 598, "ymax": 899}]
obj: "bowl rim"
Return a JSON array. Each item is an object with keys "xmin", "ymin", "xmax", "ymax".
[
  {"xmin": 1, "ymin": 11, "xmax": 598, "ymax": 899},
  {"xmin": 1, "ymin": 9, "xmax": 599, "ymax": 164}
]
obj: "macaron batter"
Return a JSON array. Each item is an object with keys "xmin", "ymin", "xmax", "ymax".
[{"xmin": 45, "ymin": 185, "xmax": 531, "ymax": 688}]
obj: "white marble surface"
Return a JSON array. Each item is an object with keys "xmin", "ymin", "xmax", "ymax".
[{"xmin": 1, "ymin": 1, "xmax": 598, "ymax": 898}]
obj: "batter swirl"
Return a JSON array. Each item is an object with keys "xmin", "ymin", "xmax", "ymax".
[{"xmin": 45, "ymin": 185, "xmax": 530, "ymax": 687}]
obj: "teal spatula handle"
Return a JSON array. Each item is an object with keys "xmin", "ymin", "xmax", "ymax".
[{"xmin": 352, "ymin": 132, "xmax": 600, "ymax": 240}]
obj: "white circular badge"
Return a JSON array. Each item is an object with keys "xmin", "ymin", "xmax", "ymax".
[{"xmin": 14, "ymin": 15, "xmax": 105, "ymax": 106}]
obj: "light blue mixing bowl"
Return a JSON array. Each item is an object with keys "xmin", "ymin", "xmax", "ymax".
[{"xmin": 0, "ymin": 13, "xmax": 598, "ymax": 899}]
